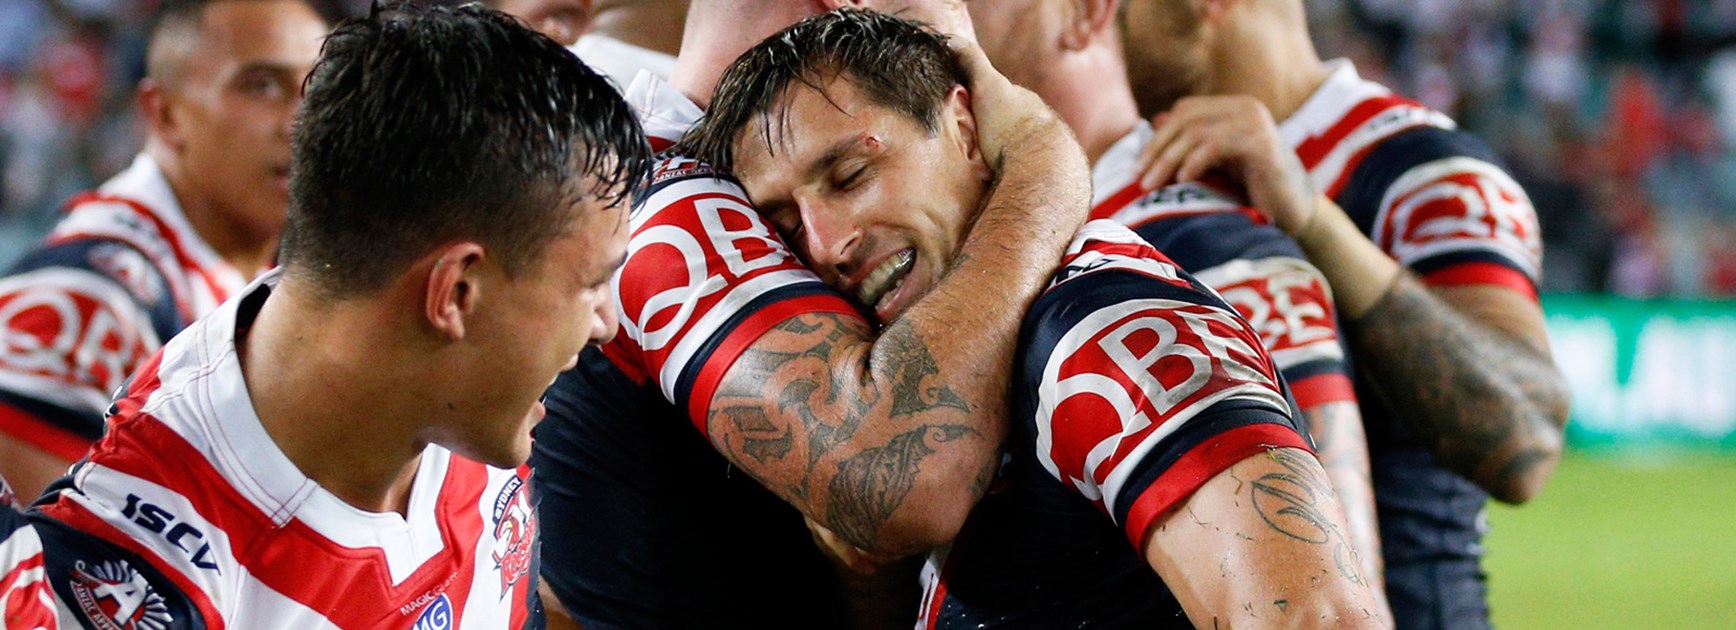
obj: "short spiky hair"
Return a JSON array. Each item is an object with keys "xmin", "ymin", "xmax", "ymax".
[
  {"xmin": 281, "ymin": 1, "xmax": 652, "ymax": 297},
  {"xmin": 683, "ymin": 8, "xmax": 963, "ymax": 173}
]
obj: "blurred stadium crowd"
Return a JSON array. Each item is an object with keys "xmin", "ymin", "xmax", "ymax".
[{"xmin": 3, "ymin": 0, "xmax": 1736, "ymax": 296}]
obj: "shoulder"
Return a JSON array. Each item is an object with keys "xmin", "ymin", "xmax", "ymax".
[{"xmin": 30, "ymin": 507, "xmax": 213, "ymax": 628}]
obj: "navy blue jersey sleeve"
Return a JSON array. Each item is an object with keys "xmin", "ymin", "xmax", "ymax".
[
  {"xmin": 0, "ymin": 238, "xmax": 182, "ymax": 453},
  {"xmin": 1335, "ymin": 126, "xmax": 1543, "ymax": 297},
  {"xmin": 30, "ymin": 510, "xmax": 208, "ymax": 629},
  {"xmin": 1015, "ymin": 244, "xmax": 1313, "ymax": 550}
]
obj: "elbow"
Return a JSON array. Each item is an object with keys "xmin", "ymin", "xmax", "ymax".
[
  {"xmin": 866, "ymin": 452, "xmax": 992, "ymax": 558},
  {"xmin": 1485, "ymin": 417, "xmax": 1566, "ymax": 505}
]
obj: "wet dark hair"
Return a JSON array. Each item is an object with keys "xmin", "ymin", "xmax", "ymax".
[
  {"xmin": 280, "ymin": 1, "xmax": 652, "ymax": 297},
  {"xmin": 682, "ymin": 8, "xmax": 963, "ymax": 173}
]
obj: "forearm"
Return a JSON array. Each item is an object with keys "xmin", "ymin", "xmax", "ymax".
[
  {"xmin": 1346, "ymin": 274, "xmax": 1570, "ymax": 503},
  {"xmin": 1286, "ymin": 197, "xmax": 1568, "ymax": 502},
  {"xmin": 709, "ymin": 114, "xmax": 1089, "ymax": 555},
  {"xmin": 1303, "ymin": 401, "xmax": 1385, "ymax": 608}
]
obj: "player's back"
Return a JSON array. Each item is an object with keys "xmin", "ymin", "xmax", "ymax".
[{"xmin": 919, "ymin": 221, "xmax": 1310, "ymax": 629}]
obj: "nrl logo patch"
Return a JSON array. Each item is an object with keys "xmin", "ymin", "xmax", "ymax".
[
  {"xmin": 490, "ymin": 476, "xmax": 537, "ymax": 596},
  {"xmin": 69, "ymin": 559, "xmax": 173, "ymax": 630}
]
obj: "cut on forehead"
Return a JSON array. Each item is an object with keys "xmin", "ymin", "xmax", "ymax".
[{"xmin": 146, "ymin": 0, "xmax": 323, "ymax": 83}]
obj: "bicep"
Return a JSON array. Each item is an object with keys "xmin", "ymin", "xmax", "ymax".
[
  {"xmin": 1143, "ymin": 448, "xmax": 1380, "ymax": 628},
  {"xmin": 1431, "ymin": 283, "xmax": 1551, "ymax": 355}
]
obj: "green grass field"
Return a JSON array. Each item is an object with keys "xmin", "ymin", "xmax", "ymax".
[{"xmin": 1484, "ymin": 451, "xmax": 1736, "ymax": 628}]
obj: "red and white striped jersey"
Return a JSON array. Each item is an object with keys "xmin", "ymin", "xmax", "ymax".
[
  {"xmin": 1279, "ymin": 60, "xmax": 1543, "ymax": 298},
  {"xmin": 0, "ymin": 155, "xmax": 248, "ymax": 461},
  {"xmin": 1, "ymin": 479, "xmax": 57, "ymax": 629},
  {"xmin": 603, "ymin": 73, "xmax": 859, "ymax": 432},
  {"xmin": 30, "ymin": 272, "xmax": 538, "ymax": 630},
  {"xmin": 1091, "ymin": 122, "xmax": 1354, "ymax": 411}
]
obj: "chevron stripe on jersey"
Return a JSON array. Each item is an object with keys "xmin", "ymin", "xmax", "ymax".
[
  {"xmin": 30, "ymin": 271, "xmax": 538, "ymax": 630},
  {"xmin": 0, "ymin": 155, "xmax": 247, "ymax": 458},
  {"xmin": 605, "ymin": 74, "xmax": 859, "ymax": 433},
  {"xmin": 1090, "ymin": 123, "xmax": 1353, "ymax": 410}
]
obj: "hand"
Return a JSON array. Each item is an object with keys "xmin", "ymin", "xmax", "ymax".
[
  {"xmin": 946, "ymin": 36, "xmax": 1062, "ymax": 168},
  {"xmin": 1135, "ymin": 95, "xmax": 1318, "ymax": 235}
]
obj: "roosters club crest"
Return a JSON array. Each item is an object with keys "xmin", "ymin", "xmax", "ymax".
[
  {"xmin": 69, "ymin": 559, "xmax": 173, "ymax": 630},
  {"xmin": 490, "ymin": 477, "xmax": 536, "ymax": 595}
]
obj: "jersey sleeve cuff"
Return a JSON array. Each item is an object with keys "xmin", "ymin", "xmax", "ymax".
[
  {"xmin": 1287, "ymin": 373, "xmax": 1357, "ymax": 410},
  {"xmin": 1123, "ymin": 421, "xmax": 1313, "ymax": 552},
  {"xmin": 0, "ymin": 401, "xmax": 94, "ymax": 462},
  {"xmin": 1416, "ymin": 261, "xmax": 1539, "ymax": 302},
  {"xmin": 683, "ymin": 295, "xmax": 861, "ymax": 435}
]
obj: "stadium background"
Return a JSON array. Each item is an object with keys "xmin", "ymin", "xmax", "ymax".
[{"xmin": 0, "ymin": 0, "xmax": 1730, "ymax": 626}]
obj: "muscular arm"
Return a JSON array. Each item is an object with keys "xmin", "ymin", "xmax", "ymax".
[
  {"xmin": 708, "ymin": 72, "xmax": 1090, "ymax": 555},
  {"xmin": 1303, "ymin": 401, "xmax": 1383, "ymax": 604},
  {"xmin": 1146, "ymin": 448, "xmax": 1388, "ymax": 629}
]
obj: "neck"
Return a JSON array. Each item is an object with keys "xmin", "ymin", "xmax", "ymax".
[
  {"xmin": 590, "ymin": 0, "xmax": 688, "ymax": 56},
  {"xmin": 239, "ymin": 276, "xmax": 430, "ymax": 515},
  {"xmin": 1206, "ymin": 5, "xmax": 1330, "ymax": 124},
  {"xmin": 1037, "ymin": 44, "xmax": 1144, "ymax": 166},
  {"xmin": 668, "ymin": 2, "xmax": 818, "ymax": 108},
  {"xmin": 151, "ymin": 144, "xmax": 278, "ymax": 279}
]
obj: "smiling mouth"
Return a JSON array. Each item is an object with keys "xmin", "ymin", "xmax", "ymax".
[{"xmin": 856, "ymin": 248, "xmax": 915, "ymax": 313}]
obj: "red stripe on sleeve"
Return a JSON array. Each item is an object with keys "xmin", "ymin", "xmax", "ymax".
[
  {"xmin": 1288, "ymin": 373, "xmax": 1357, "ymax": 411},
  {"xmin": 683, "ymin": 294, "xmax": 861, "ymax": 435},
  {"xmin": 1123, "ymin": 422, "xmax": 1313, "ymax": 551},
  {"xmin": 1418, "ymin": 262, "xmax": 1539, "ymax": 303},
  {"xmin": 0, "ymin": 402, "xmax": 93, "ymax": 462}
]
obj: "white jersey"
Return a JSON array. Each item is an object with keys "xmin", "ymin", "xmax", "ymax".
[
  {"xmin": 30, "ymin": 270, "xmax": 539, "ymax": 630},
  {"xmin": 1, "ymin": 479, "xmax": 57, "ymax": 629},
  {"xmin": 570, "ymin": 34, "xmax": 676, "ymax": 91}
]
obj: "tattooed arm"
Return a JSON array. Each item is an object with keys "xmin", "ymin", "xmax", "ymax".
[
  {"xmin": 707, "ymin": 40, "xmax": 1090, "ymax": 557},
  {"xmin": 1146, "ymin": 448, "xmax": 1389, "ymax": 630},
  {"xmin": 1304, "ymin": 401, "xmax": 1384, "ymax": 610},
  {"xmin": 1133, "ymin": 95, "xmax": 1569, "ymax": 504}
]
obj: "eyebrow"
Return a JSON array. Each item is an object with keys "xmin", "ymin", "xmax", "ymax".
[
  {"xmin": 803, "ymin": 134, "xmax": 864, "ymax": 184},
  {"xmin": 588, "ymin": 252, "xmax": 628, "ymax": 286}
]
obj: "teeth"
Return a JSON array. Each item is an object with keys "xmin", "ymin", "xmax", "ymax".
[{"xmin": 857, "ymin": 249, "xmax": 914, "ymax": 308}]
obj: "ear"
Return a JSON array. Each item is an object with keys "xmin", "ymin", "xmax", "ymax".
[
  {"xmin": 1061, "ymin": 0, "xmax": 1121, "ymax": 50},
  {"xmin": 137, "ymin": 78, "xmax": 184, "ymax": 152},
  {"xmin": 942, "ymin": 85, "xmax": 994, "ymax": 183},
  {"xmin": 423, "ymin": 243, "xmax": 488, "ymax": 341}
]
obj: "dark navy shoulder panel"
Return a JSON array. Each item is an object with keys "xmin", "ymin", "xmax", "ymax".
[
  {"xmin": 29, "ymin": 510, "xmax": 208, "ymax": 629},
  {"xmin": 1131, "ymin": 212, "xmax": 1305, "ymax": 274},
  {"xmin": 6, "ymin": 237, "xmax": 185, "ymax": 344}
]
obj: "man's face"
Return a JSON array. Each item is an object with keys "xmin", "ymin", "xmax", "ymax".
[
  {"xmin": 965, "ymin": 0, "xmax": 1054, "ymax": 87},
  {"xmin": 451, "ymin": 192, "xmax": 627, "ymax": 467},
  {"xmin": 732, "ymin": 77, "xmax": 989, "ymax": 323},
  {"xmin": 1117, "ymin": 0, "xmax": 1212, "ymax": 115},
  {"xmin": 161, "ymin": 0, "xmax": 326, "ymax": 244},
  {"xmin": 495, "ymin": 0, "xmax": 591, "ymax": 46}
]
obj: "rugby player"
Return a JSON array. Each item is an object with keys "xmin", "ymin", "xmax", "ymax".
[
  {"xmin": 27, "ymin": 4, "xmax": 650, "ymax": 627},
  {"xmin": 0, "ymin": 0, "xmax": 327, "ymax": 501},
  {"xmin": 687, "ymin": 9, "xmax": 1388, "ymax": 628},
  {"xmin": 531, "ymin": 0, "xmax": 1090, "ymax": 627},
  {"xmin": 966, "ymin": 0, "xmax": 1385, "ymax": 601},
  {"xmin": 1117, "ymin": 1, "xmax": 1573, "ymax": 627}
]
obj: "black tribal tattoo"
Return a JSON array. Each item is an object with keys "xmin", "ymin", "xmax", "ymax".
[{"xmin": 825, "ymin": 424, "xmax": 977, "ymax": 550}]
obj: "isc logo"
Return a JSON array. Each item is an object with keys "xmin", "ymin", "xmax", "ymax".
[{"xmin": 119, "ymin": 494, "xmax": 220, "ymax": 572}]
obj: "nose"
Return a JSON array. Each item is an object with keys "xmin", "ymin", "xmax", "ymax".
[
  {"xmin": 589, "ymin": 297, "xmax": 620, "ymax": 346},
  {"xmin": 796, "ymin": 192, "xmax": 862, "ymax": 276}
]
